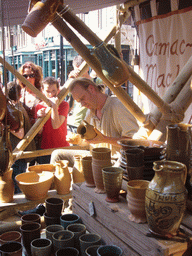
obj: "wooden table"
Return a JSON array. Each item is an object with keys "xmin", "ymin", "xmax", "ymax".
[{"xmin": 72, "ymin": 182, "xmax": 192, "ymax": 256}]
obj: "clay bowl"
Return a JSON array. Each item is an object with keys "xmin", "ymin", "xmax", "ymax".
[
  {"xmin": 117, "ymin": 139, "xmax": 166, "ymax": 157},
  {"xmin": 15, "ymin": 171, "xmax": 54, "ymax": 200},
  {"xmin": 28, "ymin": 164, "xmax": 55, "ymax": 173}
]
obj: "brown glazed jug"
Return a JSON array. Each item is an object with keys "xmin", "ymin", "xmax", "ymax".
[
  {"xmin": 0, "ymin": 168, "xmax": 14, "ymax": 203},
  {"xmin": 54, "ymin": 160, "xmax": 71, "ymax": 195},
  {"xmin": 145, "ymin": 160, "xmax": 188, "ymax": 237},
  {"xmin": 166, "ymin": 123, "xmax": 192, "ymax": 198}
]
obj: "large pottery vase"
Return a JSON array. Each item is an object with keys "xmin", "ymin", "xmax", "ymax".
[
  {"xmin": 91, "ymin": 148, "xmax": 112, "ymax": 194},
  {"xmin": 72, "ymin": 155, "xmax": 85, "ymax": 184},
  {"xmin": 54, "ymin": 160, "xmax": 71, "ymax": 195},
  {"xmin": 0, "ymin": 168, "xmax": 14, "ymax": 203},
  {"xmin": 102, "ymin": 167, "xmax": 123, "ymax": 203},
  {"xmin": 145, "ymin": 160, "xmax": 188, "ymax": 237}
]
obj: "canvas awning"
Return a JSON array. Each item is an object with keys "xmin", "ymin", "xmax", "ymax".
[{"xmin": 1, "ymin": 0, "xmax": 131, "ymax": 27}]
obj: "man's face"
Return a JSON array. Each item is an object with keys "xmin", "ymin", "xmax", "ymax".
[
  {"xmin": 43, "ymin": 83, "xmax": 58, "ymax": 98},
  {"xmin": 71, "ymin": 84, "xmax": 97, "ymax": 110}
]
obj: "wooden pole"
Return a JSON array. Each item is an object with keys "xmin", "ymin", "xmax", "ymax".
[
  {"xmin": 52, "ymin": 14, "xmax": 146, "ymax": 124},
  {"xmin": 0, "ymin": 56, "xmax": 52, "ymax": 107}
]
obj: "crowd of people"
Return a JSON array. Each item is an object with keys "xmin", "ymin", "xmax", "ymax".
[{"xmin": 2, "ymin": 54, "xmax": 140, "ymax": 194}]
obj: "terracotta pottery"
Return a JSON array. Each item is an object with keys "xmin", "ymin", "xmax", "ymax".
[
  {"xmin": 91, "ymin": 148, "xmax": 112, "ymax": 194},
  {"xmin": 127, "ymin": 180, "xmax": 149, "ymax": 223},
  {"xmin": 72, "ymin": 155, "xmax": 85, "ymax": 184},
  {"xmin": 28, "ymin": 163, "xmax": 56, "ymax": 190},
  {"xmin": 43, "ymin": 212, "xmax": 61, "ymax": 227},
  {"xmin": 0, "ymin": 241, "xmax": 22, "ymax": 256},
  {"xmin": 15, "ymin": 171, "xmax": 54, "ymax": 200},
  {"xmin": 77, "ymin": 120, "xmax": 97, "ymax": 140},
  {"xmin": 82, "ymin": 156, "xmax": 95, "ymax": 187},
  {"xmin": 93, "ymin": 42, "xmax": 129, "ymax": 87},
  {"xmin": 0, "ymin": 231, "xmax": 21, "ymax": 245},
  {"xmin": 0, "ymin": 168, "xmax": 14, "ymax": 203},
  {"xmin": 31, "ymin": 238, "xmax": 52, "ymax": 256},
  {"xmin": 54, "ymin": 160, "xmax": 71, "ymax": 195},
  {"xmin": 102, "ymin": 167, "xmax": 123, "ymax": 203},
  {"xmin": 145, "ymin": 160, "xmax": 188, "ymax": 237},
  {"xmin": 97, "ymin": 245, "xmax": 123, "ymax": 256}
]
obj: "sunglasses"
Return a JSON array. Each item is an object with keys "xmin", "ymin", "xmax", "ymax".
[{"xmin": 23, "ymin": 74, "xmax": 35, "ymax": 79}]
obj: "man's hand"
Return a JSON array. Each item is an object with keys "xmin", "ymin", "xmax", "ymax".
[
  {"xmin": 37, "ymin": 108, "xmax": 46, "ymax": 118},
  {"xmin": 85, "ymin": 128, "xmax": 106, "ymax": 144}
]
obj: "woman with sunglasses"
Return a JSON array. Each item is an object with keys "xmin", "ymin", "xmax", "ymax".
[{"xmin": 18, "ymin": 61, "xmax": 43, "ymax": 126}]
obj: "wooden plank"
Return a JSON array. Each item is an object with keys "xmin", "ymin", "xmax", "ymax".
[
  {"xmin": 0, "ymin": 190, "xmax": 72, "ymax": 220},
  {"xmin": 72, "ymin": 201, "xmax": 140, "ymax": 256},
  {"xmin": 72, "ymin": 182, "xmax": 191, "ymax": 256}
]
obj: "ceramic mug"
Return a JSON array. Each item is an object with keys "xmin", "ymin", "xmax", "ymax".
[
  {"xmin": 85, "ymin": 245, "xmax": 101, "ymax": 256},
  {"xmin": 43, "ymin": 212, "xmax": 61, "ymax": 226},
  {"xmin": 45, "ymin": 224, "xmax": 64, "ymax": 243},
  {"xmin": 60, "ymin": 213, "xmax": 81, "ymax": 229},
  {"xmin": 97, "ymin": 245, "xmax": 123, "ymax": 256},
  {"xmin": 0, "ymin": 231, "xmax": 21, "ymax": 245},
  {"xmin": 21, "ymin": 213, "xmax": 41, "ymax": 225},
  {"xmin": 45, "ymin": 197, "xmax": 64, "ymax": 217},
  {"xmin": 79, "ymin": 233, "xmax": 102, "ymax": 256},
  {"xmin": 66, "ymin": 223, "xmax": 87, "ymax": 251},
  {"xmin": 55, "ymin": 247, "xmax": 79, "ymax": 256},
  {"xmin": 52, "ymin": 230, "xmax": 74, "ymax": 252},
  {"xmin": 31, "ymin": 238, "xmax": 52, "ymax": 256},
  {"xmin": 20, "ymin": 222, "xmax": 41, "ymax": 256},
  {"xmin": 0, "ymin": 241, "xmax": 22, "ymax": 256}
]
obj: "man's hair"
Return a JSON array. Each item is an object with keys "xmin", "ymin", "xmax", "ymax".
[
  {"xmin": 7, "ymin": 81, "xmax": 21, "ymax": 101},
  {"xmin": 72, "ymin": 55, "xmax": 84, "ymax": 69},
  {"xmin": 42, "ymin": 76, "xmax": 59, "ymax": 89},
  {"xmin": 69, "ymin": 77, "xmax": 103, "ymax": 92}
]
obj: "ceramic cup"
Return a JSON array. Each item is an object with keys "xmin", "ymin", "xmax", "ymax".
[
  {"xmin": 97, "ymin": 245, "xmax": 123, "ymax": 256},
  {"xmin": 45, "ymin": 197, "xmax": 64, "ymax": 217},
  {"xmin": 85, "ymin": 245, "xmax": 101, "ymax": 256},
  {"xmin": 21, "ymin": 213, "xmax": 41, "ymax": 225},
  {"xmin": 79, "ymin": 233, "xmax": 102, "ymax": 256},
  {"xmin": 20, "ymin": 222, "xmax": 41, "ymax": 256},
  {"xmin": 0, "ymin": 241, "xmax": 22, "ymax": 256},
  {"xmin": 60, "ymin": 213, "xmax": 81, "ymax": 229},
  {"xmin": 31, "ymin": 238, "xmax": 52, "ymax": 256},
  {"xmin": 0, "ymin": 231, "xmax": 21, "ymax": 245},
  {"xmin": 55, "ymin": 247, "xmax": 79, "ymax": 256},
  {"xmin": 66, "ymin": 223, "xmax": 87, "ymax": 251},
  {"xmin": 45, "ymin": 224, "xmax": 64, "ymax": 243},
  {"xmin": 43, "ymin": 212, "xmax": 61, "ymax": 226},
  {"xmin": 52, "ymin": 230, "xmax": 74, "ymax": 252}
]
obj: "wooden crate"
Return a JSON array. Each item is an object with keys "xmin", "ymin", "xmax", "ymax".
[{"xmin": 72, "ymin": 182, "xmax": 192, "ymax": 256}]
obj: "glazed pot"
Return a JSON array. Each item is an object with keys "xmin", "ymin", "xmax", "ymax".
[
  {"xmin": 127, "ymin": 180, "xmax": 149, "ymax": 223},
  {"xmin": 97, "ymin": 245, "xmax": 123, "ymax": 256},
  {"xmin": 145, "ymin": 160, "xmax": 188, "ymax": 237},
  {"xmin": 102, "ymin": 167, "xmax": 123, "ymax": 203},
  {"xmin": 0, "ymin": 168, "xmax": 14, "ymax": 203},
  {"xmin": 77, "ymin": 120, "xmax": 97, "ymax": 140}
]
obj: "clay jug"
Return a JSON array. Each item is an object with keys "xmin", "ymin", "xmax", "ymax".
[
  {"xmin": 93, "ymin": 42, "xmax": 129, "ymax": 87},
  {"xmin": 77, "ymin": 120, "xmax": 97, "ymax": 140},
  {"xmin": 54, "ymin": 160, "xmax": 71, "ymax": 195},
  {"xmin": 72, "ymin": 155, "xmax": 85, "ymax": 184},
  {"xmin": 0, "ymin": 168, "xmax": 14, "ymax": 203},
  {"xmin": 145, "ymin": 160, "xmax": 188, "ymax": 237},
  {"xmin": 166, "ymin": 123, "xmax": 192, "ymax": 198}
]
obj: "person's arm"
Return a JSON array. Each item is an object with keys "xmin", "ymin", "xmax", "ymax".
[
  {"xmin": 50, "ymin": 97, "xmax": 66, "ymax": 129},
  {"xmin": 86, "ymin": 128, "xmax": 131, "ymax": 147}
]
